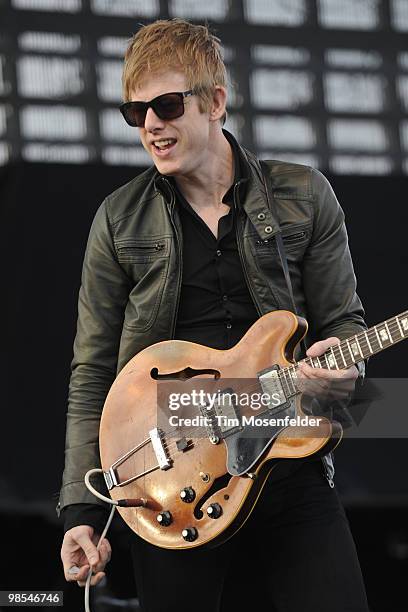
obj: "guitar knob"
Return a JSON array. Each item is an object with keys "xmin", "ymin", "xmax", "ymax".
[
  {"xmin": 207, "ymin": 503, "xmax": 222, "ymax": 519},
  {"xmin": 180, "ymin": 487, "xmax": 196, "ymax": 503},
  {"xmin": 182, "ymin": 527, "xmax": 198, "ymax": 542},
  {"xmin": 156, "ymin": 511, "xmax": 172, "ymax": 526}
]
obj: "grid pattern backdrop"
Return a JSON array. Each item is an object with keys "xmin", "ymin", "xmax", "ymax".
[{"xmin": 1, "ymin": 0, "xmax": 408, "ymax": 173}]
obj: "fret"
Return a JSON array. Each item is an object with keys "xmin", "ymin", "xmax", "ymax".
[
  {"xmin": 327, "ymin": 347, "xmax": 339, "ymax": 370},
  {"xmin": 351, "ymin": 335, "xmax": 364, "ymax": 359},
  {"xmin": 364, "ymin": 331, "xmax": 373, "ymax": 354},
  {"xmin": 367, "ymin": 329, "xmax": 381, "ymax": 353},
  {"xmin": 396, "ymin": 317, "xmax": 403, "ymax": 338},
  {"xmin": 378, "ymin": 323, "xmax": 391, "ymax": 346},
  {"xmin": 347, "ymin": 338, "xmax": 360, "ymax": 362},
  {"xmin": 374, "ymin": 325, "xmax": 383, "ymax": 349},
  {"xmin": 280, "ymin": 370, "xmax": 292, "ymax": 398},
  {"xmin": 384, "ymin": 321, "xmax": 394, "ymax": 344},
  {"xmin": 291, "ymin": 310, "xmax": 408, "ymax": 384},
  {"xmin": 289, "ymin": 369, "xmax": 297, "ymax": 395},
  {"xmin": 400, "ymin": 316, "xmax": 408, "ymax": 333},
  {"xmin": 345, "ymin": 339, "xmax": 354, "ymax": 364},
  {"xmin": 286, "ymin": 368, "xmax": 296, "ymax": 395},
  {"xmin": 354, "ymin": 336, "xmax": 364, "ymax": 358},
  {"xmin": 357, "ymin": 333, "xmax": 370, "ymax": 359},
  {"xmin": 337, "ymin": 343, "xmax": 348, "ymax": 367}
]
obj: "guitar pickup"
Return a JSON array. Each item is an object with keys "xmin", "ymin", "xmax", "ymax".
[
  {"xmin": 213, "ymin": 388, "xmax": 242, "ymax": 437},
  {"xmin": 258, "ymin": 366, "xmax": 288, "ymax": 410}
]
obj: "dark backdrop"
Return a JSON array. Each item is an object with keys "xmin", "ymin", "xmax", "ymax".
[{"xmin": 1, "ymin": 164, "xmax": 408, "ymax": 610}]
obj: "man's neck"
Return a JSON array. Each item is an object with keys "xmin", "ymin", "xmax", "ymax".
[{"xmin": 174, "ymin": 133, "xmax": 235, "ymax": 210}]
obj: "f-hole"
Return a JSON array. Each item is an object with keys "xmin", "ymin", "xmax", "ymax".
[
  {"xmin": 194, "ymin": 473, "xmax": 232, "ymax": 519},
  {"xmin": 150, "ymin": 367, "xmax": 220, "ymax": 381}
]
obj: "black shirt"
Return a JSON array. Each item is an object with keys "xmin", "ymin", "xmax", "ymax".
[{"xmin": 173, "ymin": 175, "xmax": 258, "ymax": 349}]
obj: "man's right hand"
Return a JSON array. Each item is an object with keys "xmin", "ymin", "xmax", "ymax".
[{"xmin": 61, "ymin": 525, "xmax": 112, "ymax": 587}]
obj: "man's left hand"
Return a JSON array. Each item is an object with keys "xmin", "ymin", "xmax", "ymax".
[{"xmin": 297, "ymin": 337, "xmax": 358, "ymax": 401}]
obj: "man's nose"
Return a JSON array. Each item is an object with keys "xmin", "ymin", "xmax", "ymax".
[{"xmin": 144, "ymin": 106, "xmax": 165, "ymax": 131}]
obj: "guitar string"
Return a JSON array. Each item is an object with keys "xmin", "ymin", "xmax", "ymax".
[
  {"xmin": 158, "ymin": 315, "xmax": 407, "ymax": 449},
  {"xmin": 112, "ymin": 316, "xmax": 407, "ymax": 476},
  {"xmin": 124, "ymin": 318, "xmax": 407, "ymax": 461}
]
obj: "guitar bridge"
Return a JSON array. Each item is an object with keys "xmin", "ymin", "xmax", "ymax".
[{"xmin": 149, "ymin": 427, "xmax": 172, "ymax": 470}]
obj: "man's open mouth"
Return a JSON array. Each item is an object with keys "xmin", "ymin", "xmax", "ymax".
[{"xmin": 153, "ymin": 138, "xmax": 177, "ymax": 152}]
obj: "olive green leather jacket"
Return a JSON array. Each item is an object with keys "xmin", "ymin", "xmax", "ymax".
[{"xmin": 57, "ymin": 133, "xmax": 365, "ymax": 514}]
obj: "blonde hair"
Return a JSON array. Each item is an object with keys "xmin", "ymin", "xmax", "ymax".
[{"xmin": 122, "ymin": 19, "xmax": 227, "ymax": 117}]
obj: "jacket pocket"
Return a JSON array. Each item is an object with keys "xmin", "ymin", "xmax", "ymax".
[
  {"xmin": 115, "ymin": 237, "xmax": 169, "ymax": 263},
  {"xmin": 122, "ymin": 258, "xmax": 169, "ymax": 332},
  {"xmin": 246, "ymin": 224, "xmax": 311, "ymax": 313},
  {"xmin": 250, "ymin": 224, "xmax": 311, "ymax": 260},
  {"xmin": 115, "ymin": 237, "xmax": 171, "ymax": 332}
]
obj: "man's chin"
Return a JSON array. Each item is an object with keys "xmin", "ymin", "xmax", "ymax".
[{"xmin": 154, "ymin": 160, "xmax": 182, "ymax": 176}]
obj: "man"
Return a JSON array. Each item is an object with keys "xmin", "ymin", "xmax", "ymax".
[{"xmin": 59, "ymin": 19, "xmax": 369, "ymax": 611}]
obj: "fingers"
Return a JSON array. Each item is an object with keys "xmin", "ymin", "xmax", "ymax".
[
  {"xmin": 61, "ymin": 526, "xmax": 112, "ymax": 587},
  {"xmin": 299, "ymin": 361, "xmax": 359, "ymax": 380},
  {"xmin": 77, "ymin": 570, "xmax": 106, "ymax": 588},
  {"xmin": 93, "ymin": 539, "xmax": 112, "ymax": 573},
  {"xmin": 302, "ymin": 335, "xmax": 359, "ymax": 382},
  {"xmin": 300, "ymin": 361, "xmax": 343, "ymax": 379},
  {"xmin": 75, "ymin": 541, "xmax": 111, "ymax": 588},
  {"xmin": 75, "ymin": 529, "xmax": 101, "ymax": 568},
  {"xmin": 306, "ymin": 337, "xmax": 340, "ymax": 358},
  {"xmin": 66, "ymin": 564, "xmax": 91, "ymax": 584}
]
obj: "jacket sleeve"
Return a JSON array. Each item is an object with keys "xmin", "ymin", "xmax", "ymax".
[
  {"xmin": 57, "ymin": 198, "xmax": 131, "ymax": 515},
  {"xmin": 302, "ymin": 168, "xmax": 367, "ymax": 353}
]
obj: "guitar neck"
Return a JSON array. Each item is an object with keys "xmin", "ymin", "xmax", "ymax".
[{"xmin": 280, "ymin": 310, "xmax": 408, "ymax": 388}]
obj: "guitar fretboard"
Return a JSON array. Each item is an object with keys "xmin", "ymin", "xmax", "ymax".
[{"xmin": 275, "ymin": 310, "xmax": 408, "ymax": 398}]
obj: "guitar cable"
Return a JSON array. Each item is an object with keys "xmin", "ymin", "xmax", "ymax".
[
  {"xmin": 82, "ymin": 469, "xmax": 118, "ymax": 612},
  {"xmin": 82, "ymin": 468, "xmax": 147, "ymax": 612}
]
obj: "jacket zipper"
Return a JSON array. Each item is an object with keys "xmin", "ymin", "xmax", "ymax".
[
  {"xmin": 234, "ymin": 183, "xmax": 263, "ymax": 317},
  {"xmin": 160, "ymin": 180, "xmax": 183, "ymax": 339},
  {"xmin": 282, "ymin": 231, "xmax": 306, "ymax": 243},
  {"xmin": 117, "ymin": 243, "xmax": 165, "ymax": 253},
  {"xmin": 255, "ymin": 231, "xmax": 306, "ymax": 248}
]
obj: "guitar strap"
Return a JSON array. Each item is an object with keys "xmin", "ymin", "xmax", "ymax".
[{"xmin": 259, "ymin": 160, "xmax": 307, "ymax": 356}]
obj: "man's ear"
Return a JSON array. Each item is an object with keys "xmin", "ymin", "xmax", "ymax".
[{"xmin": 209, "ymin": 86, "xmax": 227, "ymax": 123}]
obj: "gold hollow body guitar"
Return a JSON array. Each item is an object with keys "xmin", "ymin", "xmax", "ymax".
[{"xmin": 99, "ymin": 309, "xmax": 408, "ymax": 549}]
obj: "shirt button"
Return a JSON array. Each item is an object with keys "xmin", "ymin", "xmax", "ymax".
[
  {"xmin": 257, "ymin": 212, "xmax": 266, "ymax": 220},
  {"xmin": 222, "ymin": 295, "xmax": 228, "ymax": 301},
  {"xmin": 216, "ymin": 249, "xmax": 222, "ymax": 256},
  {"xmin": 226, "ymin": 323, "xmax": 232, "ymax": 329}
]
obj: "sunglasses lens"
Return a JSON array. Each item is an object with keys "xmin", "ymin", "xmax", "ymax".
[
  {"xmin": 122, "ymin": 103, "xmax": 146, "ymax": 127},
  {"xmin": 154, "ymin": 94, "xmax": 184, "ymax": 120}
]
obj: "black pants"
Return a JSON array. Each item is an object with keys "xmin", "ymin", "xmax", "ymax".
[{"xmin": 130, "ymin": 461, "xmax": 369, "ymax": 612}]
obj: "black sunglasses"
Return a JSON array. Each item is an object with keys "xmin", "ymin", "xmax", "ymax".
[{"xmin": 120, "ymin": 90, "xmax": 194, "ymax": 127}]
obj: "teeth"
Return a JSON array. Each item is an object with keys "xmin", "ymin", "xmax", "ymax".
[{"xmin": 154, "ymin": 139, "xmax": 176, "ymax": 149}]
